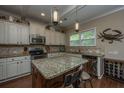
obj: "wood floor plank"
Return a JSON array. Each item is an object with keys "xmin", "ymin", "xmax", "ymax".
[{"xmin": 0, "ymin": 75, "xmax": 124, "ymax": 88}]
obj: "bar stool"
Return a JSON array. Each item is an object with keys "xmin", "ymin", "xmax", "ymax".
[
  {"xmin": 63, "ymin": 70, "xmax": 82, "ymax": 88},
  {"xmin": 63, "ymin": 73, "xmax": 73, "ymax": 88},
  {"xmin": 80, "ymin": 59, "xmax": 97, "ymax": 88},
  {"xmin": 80, "ymin": 71, "xmax": 93, "ymax": 88}
]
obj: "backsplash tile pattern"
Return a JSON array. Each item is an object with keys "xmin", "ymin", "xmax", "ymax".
[{"xmin": 65, "ymin": 46, "xmax": 104, "ymax": 54}]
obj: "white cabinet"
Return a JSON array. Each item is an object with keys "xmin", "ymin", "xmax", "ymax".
[
  {"xmin": 6, "ymin": 56, "xmax": 31, "ymax": 79},
  {"xmin": 0, "ymin": 21, "xmax": 5, "ymax": 44},
  {"xmin": 6, "ymin": 61, "xmax": 18, "ymax": 78},
  {"xmin": 0, "ymin": 21, "xmax": 29, "ymax": 45},
  {"xmin": 7, "ymin": 22, "xmax": 18, "ymax": 44},
  {"xmin": 19, "ymin": 25, "xmax": 29, "ymax": 44},
  {"xmin": 55, "ymin": 32, "xmax": 60, "ymax": 45},
  {"xmin": 45, "ymin": 30, "xmax": 51, "ymax": 45},
  {"xmin": 60, "ymin": 33, "xmax": 65, "ymax": 45},
  {"xmin": 45, "ymin": 30, "xmax": 65, "ymax": 45},
  {"xmin": 19, "ymin": 60, "xmax": 31, "ymax": 75},
  {"xmin": 0, "ymin": 59, "xmax": 6, "ymax": 80},
  {"xmin": 30, "ymin": 21, "xmax": 45, "ymax": 36}
]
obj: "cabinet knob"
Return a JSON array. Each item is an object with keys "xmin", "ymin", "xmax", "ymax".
[{"xmin": 17, "ymin": 62, "xmax": 19, "ymax": 64}]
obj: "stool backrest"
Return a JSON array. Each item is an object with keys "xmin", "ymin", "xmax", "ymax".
[{"xmin": 64, "ymin": 73, "xmax": 73, "ymax": 87}]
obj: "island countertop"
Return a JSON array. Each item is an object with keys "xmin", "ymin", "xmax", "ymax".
[{"xmin": 32, "ymin": 55, "xmax": 88, "ymax": 80}]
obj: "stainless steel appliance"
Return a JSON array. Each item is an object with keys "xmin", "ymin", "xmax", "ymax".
[
  {"xmin": 30, "ymin": 34, "xmax": 46, "ymax": 45},
  {"xmin": 29, "ymin": 48, "xmax": 47, "ymax": 60}
]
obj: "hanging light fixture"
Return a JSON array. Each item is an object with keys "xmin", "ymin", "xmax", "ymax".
[
  {"xmin": 51, "ymin": 7, "xmax": 59, "ymax": 25},
  {"xmin": 75, "ymin": 6, "xmax": 79, "ymax": 32}
]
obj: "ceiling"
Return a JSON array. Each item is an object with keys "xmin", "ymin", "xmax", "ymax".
[{"xmin": 0, "ymin": 5, "xmax": 124, "ymax": 29}]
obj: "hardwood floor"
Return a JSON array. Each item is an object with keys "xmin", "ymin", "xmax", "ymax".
[{"xmin": 0, "ymin": 75, "xmax": 124, "ymax": 88}]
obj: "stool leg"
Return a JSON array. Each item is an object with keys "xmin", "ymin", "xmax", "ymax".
[
  {"xmin": 83, "ymin": 81, "xmax": 86, "ymax": 88},
  {"xmin": 89, "ymin": 80, "xmax": 93, "ymax": 88}
]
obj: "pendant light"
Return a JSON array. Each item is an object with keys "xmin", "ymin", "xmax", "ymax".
[
  {"xmin": 51, "ymin": 7, "xmax": 59, "ymax": 25},
  {"xmin": 75, "ymin": 7, "xmax": 79, "ymax": 32}
]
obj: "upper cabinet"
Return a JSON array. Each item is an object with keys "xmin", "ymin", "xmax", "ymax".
[
  {"xmin": 0, "ymin": 21, "xmax": 29, "ymax": 45},
  {"xmin": 0, "ymin": 21, "xmax": 5, "ymax": 44},
  {"xmin": 30, "ymin": 21, "xmax": 45, "ymax": 36}
]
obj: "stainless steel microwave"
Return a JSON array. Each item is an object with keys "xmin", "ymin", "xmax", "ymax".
[{"xmin": 30, "ymin": 34, "xmax": 46, "ymax": 45}]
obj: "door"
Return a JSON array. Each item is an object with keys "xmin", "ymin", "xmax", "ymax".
[
  {"xmin": 0, "ymin": 62, "xmax": 6, "ymax": 80},
  {"xmin": 0, "ymin": 21, "xmax": 5, "ymax": 44},
  {"xmin": 7, "ymin": 23, "xmax": 18, "ymax": 44},
  {"xmin": 50, "ymin": 31, "xmax": 55, "ymax": 45},
  {"xmin": 19, "ymin": 60, "xmax": 31, "ymax": 75},
  {"xmin": 59, "ymin": 33, "xmax": 65, "ymax": 45},
  {"xmin": 20, "ymin": 25, "xmax": 29, "ymax": 44},
  {"xmin": 6, "ymin": 61, "xmax": 18, "ymax": 78},
  {"xmin": 45, "ymin": 30, "xmax": 51, "ymax": 45}
]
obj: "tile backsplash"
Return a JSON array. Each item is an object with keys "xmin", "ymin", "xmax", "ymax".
[
  {"xmin": 65, "ymin": 46, "xmax": 104, "ymax": 54},
  {"xmin": 0, "ymin": 46, "xmax": 25, "ymax": 56}
]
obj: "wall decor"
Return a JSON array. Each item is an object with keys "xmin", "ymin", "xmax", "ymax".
[{"xmin": 98, "ymin": 28, "xmax": 124, "ymax": 44}]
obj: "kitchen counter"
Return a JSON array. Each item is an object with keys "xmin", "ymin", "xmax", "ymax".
[
  {"xmin": 0, "ymin": 53, "xmax": 30, "ymax": 59},
  {"xmin": 32, "ymin": 55, "xmax": 88, "ymax": 80},
  {"xmin": 82, "ymin": 52, "xmax": 104, "ymax": 57}
]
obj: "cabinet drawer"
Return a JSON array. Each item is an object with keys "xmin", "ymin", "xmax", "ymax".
[{"xmin": 0, "ymin": 58, "xmax": 6, "ymax": 63}]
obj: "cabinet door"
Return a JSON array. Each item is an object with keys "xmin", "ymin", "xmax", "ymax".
[
  {"xmin": 59, "ymin": 33, "xmax": 65, "ymax": 45},
  {"xmin": 19, "ymin": 60, "xmax": 31, "ymax": 74},
  {"xmin": 45, "ymin": 30, "xmax": 51, "ymax": 45},
  {"xmin": 0, "ymin": 21, "xmax": 5, "ymax": 44},
  {"xmin": 50, "ymin": 31, "xmax": 55, "ymax": 45},
  {"xmin": 20, "ymin": 25, "xmax": 29, "ymax": 44},
  {"xmin": 6, "ymin": 61, "xmax": 18, "ymax": 78},
  {"xmin": 0, "ymin": 62, "xmax": 6, "ymax": 80},
  {"xmin": 7, "ymin": 23, "xmax": 18, "ymax": 44}
]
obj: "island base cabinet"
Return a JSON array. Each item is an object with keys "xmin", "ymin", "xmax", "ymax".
[{"xmin": 32, "ymin": 64, "xmax": 80, "ymax": 88}]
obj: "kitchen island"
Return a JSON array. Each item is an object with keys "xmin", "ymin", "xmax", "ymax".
[{"xmin": 32, "ymin": 55, "xmax": 88, "ymax": 88}]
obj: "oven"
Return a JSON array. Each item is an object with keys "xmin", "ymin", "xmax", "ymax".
[{"xmin": 29, "ymin": 48, "xmax": 47, "ymax": 60}]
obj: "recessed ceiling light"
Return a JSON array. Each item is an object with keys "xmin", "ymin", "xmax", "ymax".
[
  {"xmin": 59, "ymin": 20, "xmax": 63, "ymax": 23},
  {"xmin": 41, "ymin": 13, "xmax": 45, "ymax": 16}
]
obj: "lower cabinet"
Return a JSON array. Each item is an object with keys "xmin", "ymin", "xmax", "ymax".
[
  {"xmin": 6, "ymin": 60, "xmax": 31, "ymax": 79},
  {"xmin": 0, "ymin": 56, "xmax": 31, "ymax": 81},
  {"xmin": 19, "ymin": 60, "xmax": 31, "ymax": 75},
  {"xmin": 6, "ymin": 61, "xmax": 18, "ymax": 78},
  {"xmin": 0, "ymin": 62, "xmax": 6, "ymax": 80}
]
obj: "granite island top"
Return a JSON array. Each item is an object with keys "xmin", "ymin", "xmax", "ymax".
[{"xmin": 32, "ymin": 55, "xmax": 88, "ymax": 79}]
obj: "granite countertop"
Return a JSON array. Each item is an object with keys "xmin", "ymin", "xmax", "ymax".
[
  {"xmin": 0, "ymin": 53, "xmax": 30, "ymax": 59},
  {"xmin": 82, "ymin": 52, "xmax": 104, "ymax": 57},
  {"xmin": 32, "ymin": 55, "xmax": 88, "ymax": 79}
]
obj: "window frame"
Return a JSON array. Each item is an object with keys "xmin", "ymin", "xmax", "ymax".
[
  {"xmin": 69, "ymin": 32, "xmax": 80, "ymax": 46},
  {"xmin": 80, "ymin": 27, "xmax": 96, "ymax": 46},
  {"xmin": 69, "ymin": 27, "xmax": 96, "ymax": 46}
]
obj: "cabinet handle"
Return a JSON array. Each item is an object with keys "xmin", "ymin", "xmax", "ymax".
[{"xmin": 17, "ymin": 62, "xmax": 19, "ymax": 64}]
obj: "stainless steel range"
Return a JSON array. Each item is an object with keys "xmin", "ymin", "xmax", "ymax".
[{"xmin": 29, "ymin": 48, "xmax": 47, "ymax": 60}]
